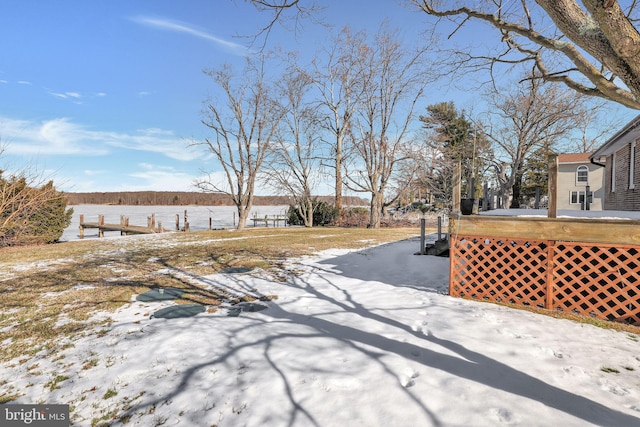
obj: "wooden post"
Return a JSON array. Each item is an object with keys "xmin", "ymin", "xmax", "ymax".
[
  {"xmin": 534, "ymin": 187, "xmax": 540, "ymax": 209},
  {"xmin": 420, "ymin": 218, "xmax": 426, "ymax": 255},
  {"xmin": 453, "ymin": 161, "xmax": 461, "ymax": 214},
  {"xmin": 79, "ymin": 214, "xmax": 84, "ymax": 239},
  {"xmin": 545, "ymin": 242, "xmax": 555, "ymax": 310},
  {"xmin": 209, "ymin": 217, "xmax": 212, "ymax": 230},
  {"xmin": 176, "ymin": 214, "xmax": 180, "ymax": 231},
  {"xmin": 548, "ymin": 154, "xmax": 558, "ymax": 218},
  {"xmin": 99, "ymin": 214, "xmax": 104, "ymax": 226}
]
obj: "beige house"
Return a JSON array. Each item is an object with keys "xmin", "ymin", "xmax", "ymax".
[{"xmin": 557, "ymin": 152, "xmax": 604, "ymax": 210}]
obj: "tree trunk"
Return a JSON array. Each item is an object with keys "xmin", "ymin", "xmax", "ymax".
[
  {"xmin": 335, "ymin": 134, "xmax": 343, "ymax": 211},
  {"xmin": 236, "ymin": 205, "xmax": 249, "ymax": 231},
  {"xmin": 369, "ymin": 192, "xmax": 383, "ymax": 228},
  {"xmin": 510, "ymin": 170, "xmax": 524, "ymax": 208},
  {"xmin": 303, "ymin": 199, "xmax": 314, "ymax": 227}
]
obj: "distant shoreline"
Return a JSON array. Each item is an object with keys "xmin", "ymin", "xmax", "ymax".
[{"xmin": 65, "ymin": 191, "xmax": 369, "ymax": 207}]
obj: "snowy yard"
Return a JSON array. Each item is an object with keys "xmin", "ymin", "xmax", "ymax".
[{"xmin": 2, "ymin": 235, "xmax": 639, "ymax": 426}]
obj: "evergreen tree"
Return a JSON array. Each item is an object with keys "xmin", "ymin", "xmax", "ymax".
[
  {"xmin": 521, "ymin": 147, "xmax": 550, "ymax": 206},
  {"xmin": 0, "ymin": 173, "xmax": 73, "ymax": 247},
  {"xmin": 419, "ymin": 102, "xmax": 490, "ymax": 202}
]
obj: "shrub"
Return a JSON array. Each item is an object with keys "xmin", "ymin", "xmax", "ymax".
[
  {"xmin": 339, "ymin": 207, "xmax": 370, "ymax": 228},
  {"xmin": 287, "ymin": 199, "xmax": 339, "ymax": 227},
  {"xmin": 0, "ymin": 174, "xmax": 73, "ymax": 247},
  {"xmin": 287, "ymin": 204, "xmax": 304, "ymax": 226}
]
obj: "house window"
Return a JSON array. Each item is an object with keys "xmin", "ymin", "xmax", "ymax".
[
  {"xmin": 576, "ymin": 165, "xmax": 588, "ymax": 184},
  {"xmin": 570, "ymin": 191, "xmax": 592, "ymax": 205},
  {"xmin": 570, "ymin": 191, "xmax": 579, "ymax": 204},
  {"xmin": 630, "ymin": 141, "xmax": 636, "ymax": 190}
]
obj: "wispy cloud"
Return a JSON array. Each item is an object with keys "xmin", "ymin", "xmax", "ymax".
[
  {"xmin": 83, "ymin": 169, "xmax": 108, "ymax": 176},
  {"xmin": 48, "ymin": 91, "xmax": 83, "ymax": 100},
  {"xmin": 0, "ymin": 80, "xmax": 7, "ymax": 84},
  {"xmin": 62, "ymin": 164, "xmax": 201, "ymax": 192},
  {"xmin": 0, "ymin": 117, "xmax": 108, "ymax": 156},
  {"xmin": 131, "ymin": 16, "xmax": 252, "ymax": 56},
  {"xmin": 17, "ymin": 81, "xmax": 32, "ymax": 85},
  {"xmin": 128, "ymin": 163, "xmax": 198, "ymax": 191},
  {"xmin": 0, "ymin": 115, "xmax": 203, "ymax": 161},
  {"xmin": 46, "ymin": 90, "xmax": 89, "ymax": 105}
]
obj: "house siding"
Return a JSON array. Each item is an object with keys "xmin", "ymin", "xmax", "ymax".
[
  {"xmin": 604, "ymin": 143, "xmax": 640, "ymax": 210},
  {"xmin": 557, "ymin": 161, "xmax": 604, "ymax": 210}
]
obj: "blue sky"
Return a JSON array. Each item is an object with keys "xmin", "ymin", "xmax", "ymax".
[
  {"xmin": 1, "ymin": 1, "xmax": 634, "ymax": 195},
  {"xmin": 0, "ymin": 0, "xmax": 448, "ymax": 194}
]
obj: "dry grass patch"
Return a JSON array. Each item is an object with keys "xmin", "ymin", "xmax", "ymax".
[{"xmin": 0, "ymin": 227, "xmax": 421, "ymax": 362}]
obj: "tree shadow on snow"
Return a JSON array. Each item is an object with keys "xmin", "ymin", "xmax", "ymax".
[
  {"xmin": 314, "ymin": 237, "xmax": 449, "ymax": 293},
  {"xmin": 114, "ymin": 240, "xmax": 639, "ymax": 427}
]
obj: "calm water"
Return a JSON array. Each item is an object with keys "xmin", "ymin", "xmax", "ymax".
[{"xmin": 62, "ymin": 205, "xmax": 289, "ymax": 241}]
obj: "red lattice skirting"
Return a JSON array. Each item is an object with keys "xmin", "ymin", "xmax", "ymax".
[{"xmin": 450, "ymin": 235, "xmax": 640, "ymax": 325}]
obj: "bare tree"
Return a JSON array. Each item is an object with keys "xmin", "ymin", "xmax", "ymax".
[
  {"xmin": 195, "ymin": 57, "xmax": 281, "ymax": 230},
  {"xmin": 567, "ymin": 99, "xmax": 624, "ymax": 152},
  {"xmin": 414, "ymin": 0, "xmax": 640, "ymax": 109},
  {"xmin": 244, "ymin": 0, "xmax": 323, "ymax": 47},
  {"xmin": 485, "ymin": 76, "xmax": 583, "ymax": 207},
  {"xmin": 410, "ymin": 139, "xmax": 454, "ymax": 207},
  {"xmin": 345, "ymin": 25, "xmax": 431, "ymax": 228},
  {"xmin": 309, "ymin": 27, "xmax": 368, "ymax": 211},
  {"xmin": 263, "ymin": 64, "xmax": 321, "ymax": 227}
]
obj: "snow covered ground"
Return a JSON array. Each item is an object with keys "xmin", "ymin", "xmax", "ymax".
[
  {"xmin": 481, "ymin": 208, "xmax": 640, "ymax": 220},
  {"xmin": 2, "ymin": 236, "xmax": 639, "ymax": 426}
]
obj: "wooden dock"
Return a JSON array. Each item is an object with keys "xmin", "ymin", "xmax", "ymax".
[{"xmin": 79, "ymin": 214, "xmax": 168, "ymax": 238}]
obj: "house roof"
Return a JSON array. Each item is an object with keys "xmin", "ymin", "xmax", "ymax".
[
  {"xmin": 590, "ymin": 113, "xmax": 640, "ymax": 160},
  {"xmin": 558, "ymin": 152, "xmax": 593, "ymax": 164}
]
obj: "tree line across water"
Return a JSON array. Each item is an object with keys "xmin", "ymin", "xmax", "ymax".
[{"xmin": 65, "ymin": 191, "xmax": 368, "ymax": 207}]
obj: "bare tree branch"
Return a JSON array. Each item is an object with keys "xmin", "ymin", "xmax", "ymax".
[
  {"xmin": 343, "ymin": 24, "xmax": 433, "ymax": 228},
  {"xmin": 194, "ymin": 56, "xmax": 283, "ymax": 229},
  {"xmin": 414, "ymin": 0, "xmax": 640, "ymax": 109},
  {"xmin": 243, "ymin": 0, "xmax": 323, "ymax": 49},
  {"xmin": 484, "ymin": 73, "xmax": 587, "ymax": 207},
  {"xmin": 262, "ymin": 63, "xmax": 322, "ymax": 226}
]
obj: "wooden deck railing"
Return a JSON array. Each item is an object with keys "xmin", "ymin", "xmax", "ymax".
[{"xmin": 449, "ymin": 215, "xmax": 640, "ymax": 325}]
